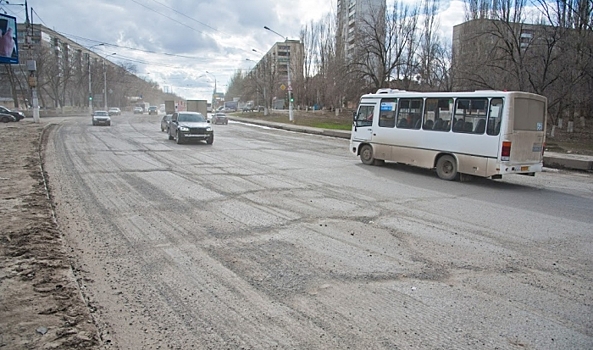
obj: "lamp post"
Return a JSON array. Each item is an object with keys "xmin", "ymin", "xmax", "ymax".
[
  {"xmin": 264, "ymin": 26, "xmax": 293, "ymax": 122},
  {"xmin": 88, "ymin": 43, "xmax": 104, "ymax": 112},
  {"xmin": 205, "ymin": 71, "xmax": 217, "ymax": 109},
  {"xmin": 103, "ymin": 53, "xmax": 116, "ymax": 110}
]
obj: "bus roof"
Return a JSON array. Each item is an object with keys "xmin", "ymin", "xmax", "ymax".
[{"xmin": 360, "ymin": 89, "xmax": 546, "ymax": 101}]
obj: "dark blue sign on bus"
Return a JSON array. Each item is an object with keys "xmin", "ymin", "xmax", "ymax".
[{"xmin": 0, "ymin": 13, "xmax": 18, "ymax": 64}]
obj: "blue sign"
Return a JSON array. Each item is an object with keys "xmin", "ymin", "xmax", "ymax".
[
  {"xmin": 380, "ymin": 102, "xmax": 395, "ymax": 111},
  {"xmin": 0, "ymin": 14, "xmax": 18, "ymax": 64}
]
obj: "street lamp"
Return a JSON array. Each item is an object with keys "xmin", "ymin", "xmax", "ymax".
[
  {"xmin": 103, "ymin": 53, "xmax": 116, "ymax": 109},
  {"xmin": 264, "ymin": 26, "xmax": 293, "ymax": 122},
  {"xmin": 88, "ymin": 43, "xmax": 104, "ymax": 112},
  {"xmin": 205, "ymin": 71, "xmax": 217, "ymax": 109}
]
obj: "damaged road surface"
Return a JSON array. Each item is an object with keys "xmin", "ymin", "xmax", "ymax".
[{"xmin": 4, "ymin": 115, "xmax": 592, "ymax": 349}]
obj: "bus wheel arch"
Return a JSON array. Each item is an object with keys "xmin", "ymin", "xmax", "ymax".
[{"xmin": 435, "ymin": 154, "xmax": 458, "ymax": 181}]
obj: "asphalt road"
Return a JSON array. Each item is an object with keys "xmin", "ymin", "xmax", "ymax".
[{"xmin": 44, "ymin": 113, "xmax": 593, "ymax": 349}]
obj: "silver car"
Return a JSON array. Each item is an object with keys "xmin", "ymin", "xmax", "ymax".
[
  {"xmin": 92, "ymin": 110, "xmax": 111, "ymax": 126},
  {"xmin": 161, "ymin": 114, "xmax": 171, "ymax": 132}
]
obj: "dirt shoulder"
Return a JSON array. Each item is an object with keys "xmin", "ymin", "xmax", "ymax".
[{"xmin": 0, "ymin": 121, "xmax": 100, "ymax": 349}]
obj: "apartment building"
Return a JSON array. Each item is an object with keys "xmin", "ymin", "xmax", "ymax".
[
  {"xmin": 452, "ymin": 18, "xmax": 592, "ymax": 119},
  {"xmin": 0, "ymin": 23, "xmax": 142, "ymax": 110},
  {"xmin": 249, "ymin": 40, "xmax": 304, "ymax": 109},
  {"xmin": 337, "ymin": 0, "xmax": 385, "ymax": 59}
]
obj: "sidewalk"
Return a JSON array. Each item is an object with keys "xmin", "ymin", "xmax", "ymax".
[{"xmin": 228, "ymin": 115, "xmax": 593, "ymax": 172}]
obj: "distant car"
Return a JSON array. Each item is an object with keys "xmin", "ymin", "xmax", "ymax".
[
  {"xmin": 0, "ymin": 106, "xmax": 25, "ymax": 121},
  {"xmin": 0, "ymin": 113, "xmax": 17, "ymax": 123},
  {"xmin": 108, "ymin": 107, "xmax": 121, "ymax": 116},
  {"xmin": 92, "ymin": 110, "xmax": 111, "ymax": 126},
  {"xmin": 148, "ymin": 106, "xmax": 158, "ymax": 115},
  {"xmin": 168, "ymin": 111, "xmax": 213, "ymax": 145},
  {"xmin": 212, "ymin": 113, "xmax": 228, "ymax": 125},
  {"xmin": 160, "ymin": 114, "xmax": 171, "ymax": 132},
  {"xmin": 133, "ymin": 107, "xmax": 143, "ymax": 114}
]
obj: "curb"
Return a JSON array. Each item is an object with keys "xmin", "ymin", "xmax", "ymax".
[
  {"xmin": 228, "ymin": 116, "xmax": 592, "ymax": 172},
  {"xmin": 543, "ymin": 154, "xmax": 593, "ymax": 171}
]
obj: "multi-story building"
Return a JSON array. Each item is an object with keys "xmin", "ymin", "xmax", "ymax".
[
  {"xmin": 452, "ymin": 18, "xmax": 592, "ymax": 120},
  {"xmin": 0, "ymin": 23, "xmax": 148, "ymax": 110},
  {"xmin": 337, "ymin": 0, "xmax": 385, "ymax": 60},
  {"xmin": 249, "ymin": 40, "xmax": 304, "ymax": 109}
]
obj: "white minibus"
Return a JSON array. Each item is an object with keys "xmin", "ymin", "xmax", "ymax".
[{"xmin": 350, "ymin": 89, "xmax": 547, "ymax": 180}]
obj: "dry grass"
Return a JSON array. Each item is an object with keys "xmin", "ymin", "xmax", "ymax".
[{"xmin": 236, "ymin": 109, "xmax": 353, "ymax": 130}]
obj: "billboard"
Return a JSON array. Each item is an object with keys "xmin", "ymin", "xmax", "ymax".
[{"xmin": 0, "ymin": 13, "xmax": 18, "ymax": 64}]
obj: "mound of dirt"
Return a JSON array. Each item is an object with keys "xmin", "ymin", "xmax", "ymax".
[{"xmin": 0, "ymin": 121, "xmax": 100, "ymax": 349}]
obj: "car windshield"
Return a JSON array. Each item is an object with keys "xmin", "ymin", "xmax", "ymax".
[
  {"xmin": 178, "ymin": 113, "xmax": 205, "ymax": 122},
  {"xmin": 94, "ymin": 111, "xmax": 108, "ymax": 116},
  {"xmin": 216, "ymin": 113, "xmax": 226, "ymax": 117}
]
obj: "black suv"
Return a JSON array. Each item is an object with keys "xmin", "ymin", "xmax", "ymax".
[
  {"xmin": 168, "ymin": 112, "xmax": 213, "ymax": 144},
  {"xmin": 0, "ymin": 106, "xmax": 25, "ymax": 121}
]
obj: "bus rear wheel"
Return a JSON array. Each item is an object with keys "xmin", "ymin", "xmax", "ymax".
[
  {"xmin": 360, "ymin": 145, "xmax": 376, "ymax": 165},
  {"xmin": 436, "ymin": 155, "xmax": 458, "ymax": 180}
]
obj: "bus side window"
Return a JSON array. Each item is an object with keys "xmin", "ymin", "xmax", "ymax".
[
  {"xmin": 455, "ymin": 98, "xmax": 487, "ymax": 134},
  {"xmin": 425, "ymin": 98, "xmax": 452, "ymax": 132},
  {"xmin": 397, "ymin": 98, "xmax": 423, "ymax": 129},
  {"xmin": 487, "ymin": 98, "xmax": 503, "ymax": 136},
  {"xmin": 378, "ymin": 98, "xmax": 397, "ymax": 128}
]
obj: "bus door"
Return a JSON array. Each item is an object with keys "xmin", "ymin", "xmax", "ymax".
[{"xmin": 352, "ymin": 104, "xmax": 375, "ymax": 142}]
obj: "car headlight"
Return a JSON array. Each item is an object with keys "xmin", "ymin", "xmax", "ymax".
[
  {"xmin": 179, "ymin": 126, "xmax": 189, "ymax": 131},
  {"xmin": 206, "ymin": 126, "xmax": 212, "ymax": 131}
]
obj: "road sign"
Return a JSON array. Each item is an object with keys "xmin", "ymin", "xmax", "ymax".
[
  {"xmin": 280, "ymin": 84, "xmax": 286, "ymax": 90},
  {"xmin": 288, "ymin": 86, "xmax": 293, "ymax": 91}
]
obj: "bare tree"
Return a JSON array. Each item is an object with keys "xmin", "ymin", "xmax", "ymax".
[
  {"xmin": 417, "ymin": 0, "xmax": 450, "ymax": 91},
  {"xmin": 456, "ymin": 0, "xmax": 592, "ymax": 124}
]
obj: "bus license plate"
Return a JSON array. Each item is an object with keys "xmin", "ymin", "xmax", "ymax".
[{"xmin": 521, "ymin": 166, "xmax": 529, "ymax": 171}]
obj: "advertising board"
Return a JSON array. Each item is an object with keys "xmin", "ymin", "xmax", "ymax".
[{"xmin": 0, "ymin": 14, "xmax": 18, "ymax": 64}]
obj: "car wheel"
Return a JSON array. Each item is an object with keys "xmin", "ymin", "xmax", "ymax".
[
  {"xmin": 436, "ymin": 155, "xmax": 458, "ymax": 181},
  {"xmin": 107, "ymin": 122, "xmax": 111, "ymax": 126},
  {"xmin": 206, "ymin": 135, "xmax": 213, "ymax": 145},
  {"xmin": 176, "ymin": 132, "xmax": 183, "ymax": 144},
  {"xmin": 1, "ymin": 116, "xmax": 10, "ymax": 123}
]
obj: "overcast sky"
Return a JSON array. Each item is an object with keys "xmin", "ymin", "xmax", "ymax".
[{"xmin": 3, "ymin": 0, "xmax": 465, "ymax": 101}]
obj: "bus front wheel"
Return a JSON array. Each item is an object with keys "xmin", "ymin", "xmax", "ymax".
[
  {"xmin": 436, "ymin": 155, "xmax": 458, "ymax": 181},
  {"xmin": 360, "ymin": 145, "xmax": 376, "ymax": 165}
]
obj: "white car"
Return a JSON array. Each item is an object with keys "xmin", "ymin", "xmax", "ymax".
[
  {"xmin": 92, "ymin": 110, "xmax": 111, "ymax": 126},
  {"xmin": 108, "ymin": 107, "xmax": 121, "ymax": 116}
]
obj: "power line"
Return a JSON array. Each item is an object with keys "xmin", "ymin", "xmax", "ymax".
[
  {"xmin": 127, "ymin": 0, "xmax": 205, "ymax": 35},
  {"xmin": 58, "ymin": 31, "xmax": 212, "ymax": 61},
  {"xmin": 148, "ymin": 0, "xmax": 228, "ymax": 36}
]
